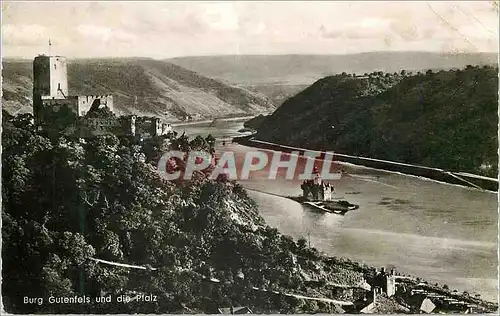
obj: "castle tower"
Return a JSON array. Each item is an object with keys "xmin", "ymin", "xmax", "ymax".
[
  {"xmin": 386, "ymin": 274, "xmax": 396, "ymax": 297},
  {"xmin": 130, "ymin": 115, "xmax": 136, "ymax": 136},
  {"xmin": 33, "ymin": 55, "xmax": 68, "ymax": 100},
  {"xmin": 313, "ymin": 172, "xmax": 322, "ymax": 185},
  {"xmin": 154, "ymin": 118, "xmax": 162, "ymax": 136},
  {"xmin": 33, "ymin": 55, "xmax": 69, "ymax": 124}
]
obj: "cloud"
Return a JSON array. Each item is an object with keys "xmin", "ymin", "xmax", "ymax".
[
  {"xmin": 389, "ymin": 21, "xmax": 422, "ymax": 42},
  {"xmin": 200, "ymin": 2, "xmax": 240, "ymax": 31},
  {"xmin": 1, "ymin": 1, "xmax": 498, "ymax": 58},
  {"xmin": 76, "ymin": 25, "xmax": 113, "ymax": 42},
  {"xmin": 319, "ymin": 25, "xmax": 342, "ymax": 39},
  {"xmin": 76, "ymin": 24, "xmax": 135, "ymax": 43},
  {"xmin": 2, "ymin": 24, "xmax": 47, "ymax": 46},
  {"xmin": 320, "ymin": 18, "xmax": 393, "ymax": 40}
]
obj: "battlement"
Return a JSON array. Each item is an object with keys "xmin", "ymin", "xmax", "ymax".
[
  {"xmin": 36, "ymin": 54, "xmax": 65, "ymax": 58},
  {"xmin": 78, "ymin": 94, "xmax": 113, "ymax": 99}
]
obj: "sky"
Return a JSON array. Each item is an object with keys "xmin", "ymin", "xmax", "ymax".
[{"xmin": 2, "ymin": 1, "xmax": 498, "ymax": 59}]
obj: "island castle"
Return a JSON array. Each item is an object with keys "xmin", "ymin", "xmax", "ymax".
[
  {"xmin": 32, "ymin": 54, "xmax": 172, "ymax": 138},
  {"xmin": 301, "ymin": 172, "xmax": 334, "ymax": 201}
]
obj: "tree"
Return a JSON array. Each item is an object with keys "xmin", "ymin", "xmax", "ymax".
[{"xmin": 297, "ymin": 238, "xmax": 308, "ymax": 251}]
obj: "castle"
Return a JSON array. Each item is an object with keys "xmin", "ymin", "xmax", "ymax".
[
  {"xmin": 32, "ymin": 54, "xmax": 172, "ymax": 138},
  {"xmin": 301, "ymin": 172, "xmax": 334, "ymax": 201}
]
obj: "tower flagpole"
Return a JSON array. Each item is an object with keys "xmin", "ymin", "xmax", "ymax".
[{"xmin": 48, "ymin": 38, "xmax": 52, "ymax": 55}]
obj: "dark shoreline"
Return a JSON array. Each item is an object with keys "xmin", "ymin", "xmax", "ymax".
[{"xmin": 233, "ymin": 135, "xmax": 498, "ymax": 192}]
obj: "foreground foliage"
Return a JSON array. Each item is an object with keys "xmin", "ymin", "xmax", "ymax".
[{"xmin": 2, "ymin": 112, "xmax": 369, "ymax": 313}]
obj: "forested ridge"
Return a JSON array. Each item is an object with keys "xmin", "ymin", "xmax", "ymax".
[
  {"xmin": 2, "ymin": 112, "xmax": 372, "ymax": 313},
  {"xmin": 1, "ymin": 58, "xmax": 274, "ymax": 119},
  {"xmin": 254, "ymin": 66, "xmax": 498, "ymax": 177}
]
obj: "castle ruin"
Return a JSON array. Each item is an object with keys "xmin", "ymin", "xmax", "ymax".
[{"xmin": 32, "ymin": 54, "xmax": 172, "ymax": 138}]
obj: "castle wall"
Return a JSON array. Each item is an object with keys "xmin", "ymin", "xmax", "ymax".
[
  {"xmin": 81, "ymin": 117, "xmax": 120, "ymax": 136},
  {"xmin": 135, "ymin": 116, "xmax": 169, "ymax": 137},
  {"xmin": 162, "ymin": 123, "xmax": 173, "ymax": 134},
  {"xmin": 41, "ymin": 97, "xmax": 79, "ymax": 115},
  {"xmin": 80, "ymin": 115, "xmax": 134, "ymax": 137},
  {"xmin": 135, "ymin": 117, "xmax": 154, "ymax": 138},
  {"xmin": 36, "ymin": 98, "xmax": 79, "ymax": 133},
  {"xmin": 153, "ymin": 119, "xmax": 173, "ymax": 136}
]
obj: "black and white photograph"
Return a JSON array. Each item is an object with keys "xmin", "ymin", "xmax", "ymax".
[{"xmin": 1, "ymin": 1, "xmax": 499, "ymax": 314}]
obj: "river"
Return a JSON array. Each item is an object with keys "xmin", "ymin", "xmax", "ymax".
[{"xmin": 180, "ymin": 120, "xmax": 498, "ymax": 302}]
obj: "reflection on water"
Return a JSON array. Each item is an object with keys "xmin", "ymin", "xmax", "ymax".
[{"xmin": 180, "ymin": 120, "xmax": 498, "ymax": 302}]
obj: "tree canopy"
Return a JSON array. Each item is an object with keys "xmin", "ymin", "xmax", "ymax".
[
  {"xmin": 256, "ymin": 66, "xmax": 498, "ymax": 177},
  {"xmin": 2, "ymin": 112, "xmax": 370, "ymax": 313}
]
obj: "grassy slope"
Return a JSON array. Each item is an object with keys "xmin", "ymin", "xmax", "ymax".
[
  {"xmin": 1, "ymin": 58, "xmax": 274, "ymax": 120},
  {"xmin": 256, "ymin": 66, "xmax": 498, "ymax": 177},
  {"xmin": 1, "ymin": 61, "xmax": 34, "ymax": 115}
]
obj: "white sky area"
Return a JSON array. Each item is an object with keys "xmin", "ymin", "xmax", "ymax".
[{"xmin": 2, "ymin": 1, "xmax": 499, "ymax": 58}]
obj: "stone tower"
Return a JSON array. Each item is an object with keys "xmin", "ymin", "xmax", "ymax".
[
  {"xmin": 129, "ymin": 115, "xmax": 137, "ymax": 136},
  {"xmin": 386, "ymin": 269, "xmax": 396, "ymax": 297},
  {"xmin": 153, "ymin": 118, "xmax": 162, "ymax": 136},
  {"xmin": 33, "ymin": 55, "xmax": 68, "ymax": 100}
]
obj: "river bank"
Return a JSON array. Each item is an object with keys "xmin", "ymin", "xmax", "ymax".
[
  {"xmin": 171, "ymin": 115, "xmax": 260, "ymax": 127},
  {"xmin": 233, "ymin": 135, "xmax": 498, "ymax": 192},
  {"xmin": 180, "ymin": 121, "xmax": 498, "ymax": 303}
]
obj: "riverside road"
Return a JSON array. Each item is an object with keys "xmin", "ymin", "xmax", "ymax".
[{"xmin": 181, "ymin": 120, "xmax": 498, "ymax": 302}]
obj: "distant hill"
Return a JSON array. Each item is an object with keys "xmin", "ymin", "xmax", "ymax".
[
  {"xmin": 168, "ymin": 52, "xmax": 497, "ymax": 106},
  {"xmin": 168, "ymin": 52, "xmax": 498, "ymax": 85},
  {"xmin": 244, "ymin": 83, "xmax": 310, "ymax": 108},
  {"xmin": 1, "ymin": 58, "xmax": 274, "ymax": 120},
  {"xmin": 255, "ymin": 66, "xmax": 498, "ymax": 177}
]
